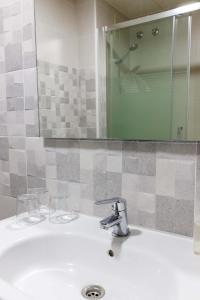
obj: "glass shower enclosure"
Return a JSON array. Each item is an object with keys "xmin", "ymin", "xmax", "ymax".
[{"xmin": 105, "ymin": 14, "xmax": 191, "ymax": 140}]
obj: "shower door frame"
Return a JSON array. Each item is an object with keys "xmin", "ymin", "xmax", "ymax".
[{"xmin": 105, "ymin": 3, "xmax": 200, "ymax": 32}]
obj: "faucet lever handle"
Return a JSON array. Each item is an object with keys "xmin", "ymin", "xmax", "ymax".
[
  {"xmin": 95, "ymin": 197, "xmax": 125, "ymax": 205},
  {"xmin": 95, "ymin": 197, "xmax": 126, "ymax": 212}
]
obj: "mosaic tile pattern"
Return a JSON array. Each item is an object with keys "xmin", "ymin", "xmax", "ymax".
[
  {"xmin": 38, "ymin": 60, "xmax": 96, "ymax": 138},
  {"xmin": 0, "ymin": 0, "xmax": 38, "ymax": 138}
]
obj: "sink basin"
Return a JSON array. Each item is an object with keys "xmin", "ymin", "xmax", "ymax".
[{"xmin": 0, "ymin": 215, "xmax": 199, "ymax": 300}]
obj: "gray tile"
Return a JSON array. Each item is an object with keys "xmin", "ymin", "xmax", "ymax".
[
  {"xmin": 5, "ymin": 43, "xmax": 23, "ymax": 72},
  {"xmin": 10, "ymin": 174, "xmax": 27, "ymax": 197},
  {"xmin": 122, "ymin": 142, "xmax": 156, "ymax": 176},
  {"xmin": 80, "ymin": 169, "xmax": 93, "ymax": 200},
  {"xmin": 9, "ymin": 149, "xmax": 26, "ymax": 176},
  {"xmin": 122, "ymin": 156, "xmax": 138, "ymax": 174},
  {"xmin": 138, "ymin": 175, "xmax": 155, "ymax": 194},
  {"xmin": 93, "ymin": 171, "xmax": 107, "ymax": 201},
  {"xmin": 94, "ymin": 153, "xmax": 107, "ymax": 173},
  {"xmin": 106, "ymin": 171, "xmax": 122, "ymax": 198},
  {"xmin": 174, "ymin": 199, "xmax": 194, "ymax": 236},
  {"xmin": 44, "ymin": 139, "xmax": 56, "ymax": 149},
  {"xmin": 0, "ymin": 137, "xmax": 9, "ymax": 161},
  {"xmin": 86, "ymin": 98, "xmax": 96, "ymax": 110},
  {"xmin": 9, "ymin": 137, "xmax": 25, "ymax": 150},
  {"xmin": 86, "ymin": 79, "xmax": 95, "ymax": 92},
  {"xmin": 7, "ymin": 98, "xmax": 24, "ymax": 111},
  {"xmin": 26, "ymin": 124, "xmax": 39, "ymax": 137},
  {"xmin": 0, "ymin": 196, "xmax": 16, "ymax": 220},
  {"xmin": 25, "ymin": 96, "xmax": 37, "ymax": 110},
  {"xmin": 126, "ymin": 194, "xmax": 138, "ymax": 224},
  {"xmin": 56, "ymin": 152, "xmax": 68, "ymax": 181},
  {"xmin": 156, "ymin": 142, "xmax": 197, "ymax": 160},
  {"xmin": 56, "ymin": 152, "xmax": 80, "ymax": 182},
  {"xmin": 27, "ymin": 152, "xmax": 45, "ymax": 177},
  {"xmin": 155, "ymin": 195, "xmax": 175, "ymax": 233},
  {"xmin": 175, "ymin": 161, "xmax": 195, "ymax": 200},
  {"xmin": 26, "ymin": 139, "xmax": 46, "ymax": 178},
  {"xmin": 6, "ymin": 72, "xmax": 24, "ymax": 98},
  {"xmin": 175, "ymin": 179, "xmax": 195, "ymax": 201},
  {"xmin": 107, "ymin": 141, "xmax": 122, "ymax": 153},
  {"xmin": 137, "ymin": 211, "xmax": 156, "ymax": 229},
  {"xmin": 27, "ymin": 176, "xmax": 46, "ymax": 189},
  {"xmin": 0, "ymin": 125, "xmax": 8, "ymax": 136},
  {"xmin": 23, "ymin": 52, "xmax": 36, "ymax": 69},
  {"xmin": 87, "ymin": 128, "xmax": 96, "ymax": 138},
  {"xmin": 0, "ymin": 181, "xmax": 10, "ymax": 197},
  {"xmin": 24, "ymin": 68, "xmax": 37, "ymax": 109}
]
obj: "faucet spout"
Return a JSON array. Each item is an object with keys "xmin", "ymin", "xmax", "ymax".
[{"xmin": 100, "ymin": 214, "xmax": 122, "ymax": 230}]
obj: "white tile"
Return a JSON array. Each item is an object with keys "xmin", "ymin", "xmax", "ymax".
[{"xmin": 107, "ymin": 155, "xmax": 122, "ymax": 173}]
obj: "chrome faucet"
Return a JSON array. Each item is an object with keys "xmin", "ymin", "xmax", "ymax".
[{"xmin": 95, "ymin": 197, "xmax": 129, "ymax": 237}]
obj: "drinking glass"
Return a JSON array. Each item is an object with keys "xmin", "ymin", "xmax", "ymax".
[
  {"xmin": 16, "ymin": 194, "xmax": 45, "ymax": 227},
  {"xmin": 28, "ymin": 188, "xmax": 49, "ymax": 216},
  {"xmin": 49, "ymin": 196, "xmax": 79, "ymax": 224}
]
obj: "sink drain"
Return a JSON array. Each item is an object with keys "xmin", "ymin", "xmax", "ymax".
[{"xmin": 81, "ymin": 285, "xmax": 105, "ymax": 299}]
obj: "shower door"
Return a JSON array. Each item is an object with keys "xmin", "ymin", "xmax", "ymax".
[{"xmin": 106, "ymin": 16, "xmax": 190, "ymax": 140}]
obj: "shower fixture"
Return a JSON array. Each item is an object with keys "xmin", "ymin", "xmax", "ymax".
[
  {"xmin": 136, "ymin": 31, "xmax": 143, "ymax": 39},
  {"xmin": 115, "ymin": 42, "xmax": 138, "ymax": 65},
  {"xmin": 152, "ymin": 27, "xmax": 159, "ymax": 36}
]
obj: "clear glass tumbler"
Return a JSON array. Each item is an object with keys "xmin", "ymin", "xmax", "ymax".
[
  {"xmin": 28, "ymin": 188, "xmax": 49, "ymax": 216},
  {"xmin": 16, "ymin": 194, "xmax": 45, "ymax": 227},
  {"xmin": 49, "ymin": 196, "xmax": 79, "ymax": 224}
]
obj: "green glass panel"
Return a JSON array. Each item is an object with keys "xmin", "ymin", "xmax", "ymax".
[{"xmin": 107, "ymin": 17, "xmax": 174, "ymax": 140}]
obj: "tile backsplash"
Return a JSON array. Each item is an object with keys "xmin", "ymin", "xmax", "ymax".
[
  {"xmin": 0, "ymin": 0, "xmax": 198, "ymax": 237},
  {"xmin": 0, "ymin": 138, "xmax": 197, "ymax": 237}
]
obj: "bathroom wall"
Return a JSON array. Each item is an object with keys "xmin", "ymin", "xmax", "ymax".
[
  {"xmin": 0, "ymin": 0, "xmax": 198, "ymax": 237},
  {"xmin": 96, "ymin": 0, "xmax": 127, "ymax": 28}
]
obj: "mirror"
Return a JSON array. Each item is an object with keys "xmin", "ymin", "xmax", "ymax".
[{"xmin": 35, "ymin": 0, "xmax": 200, "ymax": 141}]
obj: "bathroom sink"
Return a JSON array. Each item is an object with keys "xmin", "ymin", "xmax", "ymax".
[{"xmin": 0, "ymin": 215, "xmax": 199, "ymax": 300}]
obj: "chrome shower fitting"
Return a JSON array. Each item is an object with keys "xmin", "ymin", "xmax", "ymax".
[
  {"xmin": 136, "ymin": 31, "xmax": 143, "ymax": 39},
  {"xmin": 152, "ymin": 27, "xmax": 159, "ymax": 36}
]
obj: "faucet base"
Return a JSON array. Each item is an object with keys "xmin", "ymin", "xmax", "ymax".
[{"xmin": 112, "ymin": 227, "xmax": 130, "ymax": 237}]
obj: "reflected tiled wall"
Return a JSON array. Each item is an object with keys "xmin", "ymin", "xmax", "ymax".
[
  {"xmin": 38, "ymin": 60, "xmax": 96, "ymax": 138},
  {"xmin": 0, "ymin": 0, "xmax": 198, "ymax": 237}
]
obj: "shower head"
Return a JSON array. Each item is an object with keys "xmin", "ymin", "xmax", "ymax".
[{"xmin": 115, "ymin": 42, "xmax": 138, "ymax": 65}]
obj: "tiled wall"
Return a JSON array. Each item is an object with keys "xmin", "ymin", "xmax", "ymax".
[
  {"xmin": 0, "ymin": 0, "xmax": 198, "ymax": 237},
  {"xmin": 0, "ymin": 136, "xmax": 197, "ymax": 236},
  {"xmin": 38, "ymin": 60, "xmax": 96, "ymax": 138},
  {"xmin": 0, "ymin": 0, "xmax": 38, "ymax": 137}
]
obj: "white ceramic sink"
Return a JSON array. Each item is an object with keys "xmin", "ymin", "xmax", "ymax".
[{"xmin": 0, "ymin": 215, "xmax": 199, "ymax": 300}]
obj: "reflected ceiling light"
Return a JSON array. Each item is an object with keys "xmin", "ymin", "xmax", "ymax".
[{"xmin": 175, "ymin": 2, "xmax": 200, "ymax": 14}]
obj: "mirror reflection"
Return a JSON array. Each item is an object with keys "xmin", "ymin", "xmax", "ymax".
[{"xmin": 35, "ymin": 0, "xmax": 200, "ymax": 140}]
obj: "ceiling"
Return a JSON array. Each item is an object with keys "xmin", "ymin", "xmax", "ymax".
[{"xmin": 104, "ymin": 0, "xmax": 198, "ymax": 19}]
